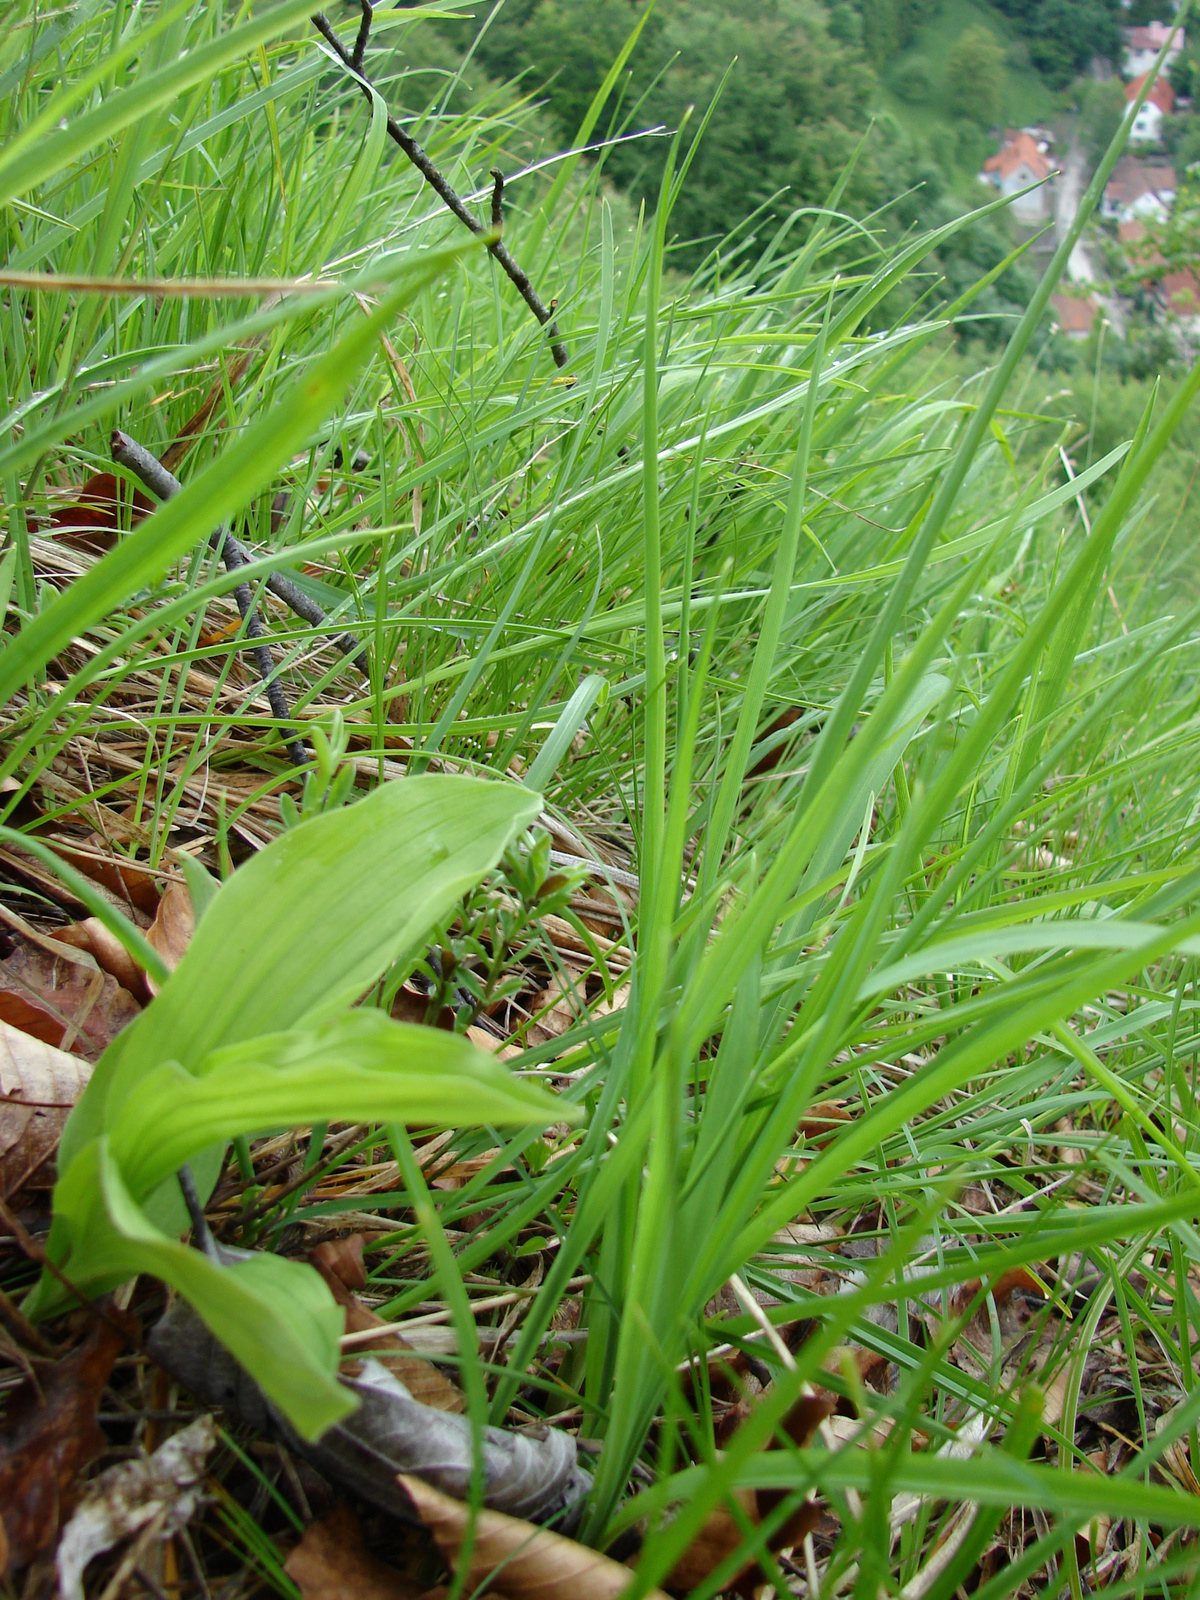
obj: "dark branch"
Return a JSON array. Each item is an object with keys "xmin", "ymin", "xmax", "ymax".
[
  {"xmin": 352, "ymin": 0, "xmax": 373, "ymax": 71},
  {"xmin": 113, "ymin": 429, "xmax": 370, "ymax": 669},
  {"xmin": 490, "ymin": 168, "xmax": 505, "ymax": 233},
  {"xmin": 177, "ymin": 1164, "xmax": 222, "ymax": 1264},
  {"xmin": 214, "ymin": 533, "xmax": 309, "ymax": 768},
  {"xmin": 310, "ymin": 11, "xmax": 569, "ymax": 369},
  {"xmin": 111, "ymin": 431, "xmax": 315, "ymax": 768}
]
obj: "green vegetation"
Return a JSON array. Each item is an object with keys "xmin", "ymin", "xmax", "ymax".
[
  {"xmin": 945, "ymin": 23, "xmax": 1008, "ymax": 124},
  {"xmin": 877, "ymin": 0, "xmax": 1057, "ymax": 138},
  {"xmin": 5, "ymin": 1, "xmax": 1200, "ymax": 1596},
  {"xmin": 990, "ymin": 0, "xmax": 1122, "ymax": 87}
]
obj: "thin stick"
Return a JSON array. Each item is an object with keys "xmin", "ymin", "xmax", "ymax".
[
  {"xmin": 310, "ymin": 10, "xmax": 569, "ymax": 368},
  {"xmin": 213, "ymin": 532, "xmax": 310, "ymax": 768},
  {"xmin": 112, "ymin": 430, "xmax": 369, "ymax": 673},
  {"xmin": 490, "ymin": 168, "xmax": 505, "ymax": 232},
  {"xmin": 177, "ymin": 1163, "xmax": 222, "ymax": 1265}
]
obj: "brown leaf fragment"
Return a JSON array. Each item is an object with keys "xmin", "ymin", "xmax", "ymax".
[
  {"xmin": 0, "ymin": 938, "xmax": 140, "ymax": 1061},
  {"xmin": 798, "ymin": 1101, "xmax": 851, "ymax": 1145},
  {"xmin": 313, "ymin": 1235, "xmax": 368, "ymax": 1292},
  {"xmin": 48, "ymin": 834, "xmax": 161, "ymax": 917},
  {"xmin": 465, "ymin": 1025, "xmax": 521, "ymax": 1063},
  {"xmin": 311, "ymin": 1241, "xmax": 465, "ymax": 1413},
  {"xmin": 0, "ymin": 1311, "xmax": 135, "ymax": 1575},
  {"xmin": 746, "ymin": 706, "xmax": 804, "ymax": 780},
  {"xmin": 660, "ymin": 1489, "xmax": 762, "ymax": 1593},
  {"xmin": 666, "ymin": 1393, "xmax": 831, "ymax": 1592},
  {"xmin": 285, "ymin": 1503, "xmax": 423, "ymax": 1600},
  {"xmin": 525, "ymin": 980, "xmax": 580, "ymax": 1048},
  {"xmin": 144, "ymin": 880, "xmax": 195, "ymax": 996},
  {"xmin": 951, "ymin": 1267, "xmax": 1046, "ymax": 1319},
  {"xmin": 0, "ymin": 1021, "xmax": 92, "ymax": 1200},
  {"xmin": 400, "ymin": 1475, "xmax": 669, "ymax": 1600},
  {"xmin": 50, "ymin": 472, "xmax": 154, "ymax": 552},
  {"xmin": 52, "ymin": 918, "xmax": 148, "ymax": 1000},
  {"xmin": 55, "ymin": 1413, "xmax": 216, "ymax": 1600}
]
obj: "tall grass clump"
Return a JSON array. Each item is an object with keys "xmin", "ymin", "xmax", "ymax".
[{"xmin": 5, "ymin": 1, "xmax": 1200, "ymax": 1592}]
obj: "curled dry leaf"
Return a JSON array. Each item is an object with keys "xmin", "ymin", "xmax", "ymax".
[
  {"xmin": 310, "ymin": 1238, "xmax": 465, "ymax": 1413},
  {"xmin": 0, "ymin": 1019, "xmax": 92, "ymax": 1200},
  {"xmin": 285, "ymin": 1502, "xmax": 423, "ymax": 1600},
  {"xmin": 55, "ymin": 1414, "xmax": 217, "ymax": 1600},
  {"xmin": 797, "ymin": 1101, "xmax": 851, "ymax": 1145},
  {"xmin": 0, "ymin": 1311, "xmax": 136, "ymax": 1576},
  {"xmin": 144, "ymin": 880, "xmax": 195, "ymax": 996},
  {"xmin": 49, "ymin": 472, "xmax": 154, "ymax": 552},
  {"xmin": 47, "ymin": 834, "xmax": 161, "ymax": 918},
  {"xmin": 312, "ymin": 1235, "xmax": 368, "ymax": 1292},
  {"xmin": 53, "ymin": 918, "xmax": 147, "ymax": 1001},
  {"xmin": 465, "ymin": 1024, "xmax": 521, "ymax": 1062},
  {"xmin": 148, "ymin": 1303, "xmax": 591, "ymax": 1526},
  {"xmin": 661, "ymin": 1392, "xmax": 833, "ymax": 1594},
  {"xmin": 401, "ymin": 1474, "xmax": 668, "ymax": 1600},
  {"xmin": 0, "ymin": 936, "xmax": 141, "ymax": 1061}
]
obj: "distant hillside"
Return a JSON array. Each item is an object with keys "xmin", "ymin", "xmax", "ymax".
[{"xmin": 878, "ymin": 0, "xmax": 1059, "ymax": 159}]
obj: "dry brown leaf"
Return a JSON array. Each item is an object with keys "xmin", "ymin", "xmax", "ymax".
[
  {"xmin": 285, "ymin": 1503, "xmax": 422, "ymax": 1600},
  {"xmin": 48, "ymin": 834, "xmax": 161, "ymax": 918},
  {"xmin": 49, "ymin": 472, "xmax": 154, "ymax": 552},
  {"xmin": 312, "ymin": 1235, "xmax": 368, "ymax": 1292},
  {"xmin": 0, "ymin": 1021, "xmax": 93, "ymax": 1200},
  {"xmin": 400, "ymin": 1475, "xmax": 668, "ymax": 1600},
  {"xmin": 798, "ymin": 1101, "xmax": 851, "ymax": 1145},
  {"xmin": 951, "ymin": 1267, "xmax": 1045, "ymax": 1319},
  {"xmin": 53, "ymin": 918, "xmax": 147, "ymax": 1000},
  {"xmin": 311, "ymin": 1245, "xmax": 465, "ymax": 1413},
  {"xmin": 0, "ymin": 936, "xmax": 141, "ymax": 1061},
  {"xmin": 669, "ymin": 1393, "xmax": 831, "ymax": 1591},
  {"xmin": 144, "ymin": 880, "xmax": 195, "ymax": 997},
  {"xmin": 465, "ymin": 1025, "xmax": 521, "ymax": 1063},
  {"xmin": 55, "ymin": 1414, "xmax": 216, "ymax": 1600},
  {"xmin": 659, "ymin": 1488, "xmax": 762, "ymax": 1594},
  {"xmin": 525, "ymin": 979, "xmax": 582, "ymax": 1049},
  {"xmin": 0, "ymin": 1312, "xmax": 136, "ymax": 1576}
]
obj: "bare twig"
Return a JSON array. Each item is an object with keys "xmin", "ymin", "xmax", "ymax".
[
  {"xmin": 310, "ymin": 11, "xmax": 569, "ymax": 368},
  {"xmin": 490, "ymin": 168, "xmax": 505, "ymax": 233},
  {"xmin": 177, "ymin": 1164, "xmax": 222, "ymax": 1265},
  {"xmin": 212, "ymin": 532, "xmax": 310, "ymax": 768},
  {"xmin": 112, "ymin": 430, "xmax": 369, "ymax": 675},
  {"xmin": 351, "ymin": 0, "xmax": 373, "ymax": 71}
]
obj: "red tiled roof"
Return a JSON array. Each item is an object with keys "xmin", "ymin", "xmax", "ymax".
[
  {"xmin": 1125, "ymin": 72, "xmax": 1176, "ymax": 114},
  {"xmin": 1125, "ymin": 23, "xmax": 1183, "ymax": 51},
  {"xmin": 1050, "ymin": 293, "xmax": 1098, "ymax": 334},
  {"xmin": 1106, "ymin": 155, "xmax": 1177, "ymax": 206},
  {"xmin": 983, "ymin": 131, "xmax": 1051, "ymax": 182}
]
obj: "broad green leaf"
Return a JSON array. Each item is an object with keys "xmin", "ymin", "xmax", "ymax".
[
  {"xmin": 24, "ymin": 1140, "xmax": 352, "ymax": 1439},
  {"xmin": 108, "ymin": 1010, "xmax": 575, "ymax": 1198},
  {"xmin": 62, "ymin": 774, "xmax": 542, "ymax": 1176}
]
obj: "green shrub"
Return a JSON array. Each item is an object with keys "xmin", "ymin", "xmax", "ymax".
[
  {"xmin": 945, "ymin": 25, "xmax": 1006, "ymax": 126},
  {"xmin": 893, "ymin": 54, "xmax": 935, "ymax": 103}
]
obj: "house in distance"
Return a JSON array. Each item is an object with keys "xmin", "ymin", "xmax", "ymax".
[
  {"xmin": 1126, "ymin": 73, "xmax": 1176, "ymax": 145},
  {"xmin": 1122, "ymin": 19, "xmax": 1185, "ymax": 78},
  {"xmin": 979, "ymin": 130, "xmax": 1053, "ymax": 223}
]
